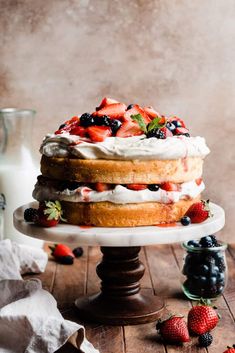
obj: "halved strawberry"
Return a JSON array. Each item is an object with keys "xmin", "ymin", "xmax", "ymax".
[
  {"xmin": 160, "ymin": 182, "xmax": 181, "ymax": 191},
  {"xmin": 126, "ymin": 184, "xmax": 147, "ymax": 191},
  {"xmin": 65, "ymin": 116, "xmax": 80, "ymax": 125},
  {"xmin": 143, "ymin": 106, "xmax": 161, "ymax": 119},
  {"xmin": 94, "ymin": 182, "xmax": 112, "ymax": 192},
  {"xmin": 97, "ymin": 97, "xmax": 119, "ymax": 110},
  {"xmin": 94, "ymin": 103, "xmax": 127, "ymax": 119},
  {"xmin": 116, "ymin": 120, "xmax": 143, "ymax": 138},
  {"xmin": 174, "ymin": 127, "xmax": 189, "ymax": 135},
  {"xmin": 70, "ymin": 126, "xmax": 87, "ymax": 137},
  {"xmin": 169, "ymin": 116, "xmax": 186, "ymax": 128},
  {"xmin": 160, "ymin": 126, "xmax": 173, "ymax": 138},
  {"xmin": 124, "ymin": 105, "xmax": 151, "ymax": 124},
  {"xmin": 87, "ymin": 126, "xmax": 112, "ymax": 142},
  {"xmin": 196, "ymin": 178, "xmax": 203, "ymax": 186}
]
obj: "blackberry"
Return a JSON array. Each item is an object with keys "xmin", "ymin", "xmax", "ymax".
[
  {"xmin": 127, "ymin": 104, "xmax": 134, "ymax": 110},
  {"xmin": 57, "ymin": 255, "xmax": 74, "ymax": 265},
  {"xmin": 59, "ymin": 123, "xmax": 66, "ymax": 130},
  {"xmin": 210, "ymin": 235, "xmax": 219, "ymax": 247},
  {"xmin": 198, "ymin": 332, "xmax": 213, "ymax": 347},
  {"xmin": 80, "ymin": 113, "xmax": 94, "ymax": 127},
  {"xmin": 181, "ymin": 216, "xmax": 191, "ymax": 226},
  {"xmin": 205, "ymin": 255, "xmax": 216, "ymax": 266},
  {"xmin": 166, "ymin": 121, "xmax": 176, "ymax": 131},
  {"xmin": 199, "ymin": 236, "xmax": 214, "ymax": 248},
  {"xmin": 109, "ymin": 119, "xmax": 122, "ymax": 134},
  {"xmin": 148, "ymin": 184, "xmax": 160, "ymax": 191},
  {"xmin": 93, "ymin": 115, "xmax": 111, "ymax": 126},
  {"xmin": 24, "ymin": 208, "xmax": 38, "ymax": 222},
  {"xmin": 73, "ymin": 247, "xmax": 84, "ymax": 258},
  {"xmin": 147, "ymin": 128, "xmax": 165, "ymax": 139},
  {"xmin": 217, "ymin": 257, "xmax": 226, "ymax": 272}
]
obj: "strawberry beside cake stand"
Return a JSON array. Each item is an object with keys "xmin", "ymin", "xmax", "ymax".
[{"xmin": 14, "ymin": 202, "xmax": 225, "ymax": 326}]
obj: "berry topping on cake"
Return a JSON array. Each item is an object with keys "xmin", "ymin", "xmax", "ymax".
[
  {"xmin": 185, "ymin": 200, "xmax": 212, "ymax": 224},
  {"xmin": 54, "ymin": 97, "xmax": 191, "ymax": 142},
  {"xmin": 126, "ymin": 184, "xmax": 148, "ymax": 191},
  {"xmin": 94, "ymin": 182, "xmax": 112, "ymax": 192},
  {"xmin": 160, "ymin": 182, "xmax": 181, "ymax": 191}
]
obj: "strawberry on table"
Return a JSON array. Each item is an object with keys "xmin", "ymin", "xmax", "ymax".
[
  {"xmin": 50, "ymin": 243, "xmax": 75, "ymax": 265},
  {"xmin": 156, "ymin": 315, "xmax": 190, "ymax": 343},
  {"xmin": 188, "ymin": 300, "xmax": 219, "ymax": 335},
  {"xmin": 94, "ymin": 103, "xmax": 127, "ymax": 119},
  {"xmin": 87, "ymin": 126, "xmax": 112, "ymax": 142},
  {"xmin": 185, "ymin": 199, "xmax": 212, "ymax": 223},
  {"xmin": 126, "ymin": 184, "xmax": 147, "ymax": 191},
  {"xmin": 223, "ymin": 345, "xmax": 235, "ymax": 353}
]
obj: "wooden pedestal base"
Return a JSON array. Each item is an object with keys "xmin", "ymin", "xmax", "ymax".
[{"xmin": 75, "ymin": 246, "xmax": 165, "ymax": 325}]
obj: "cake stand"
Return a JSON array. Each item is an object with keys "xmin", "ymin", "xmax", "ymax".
[{"xmin": 14, "ymin": 202, "xmax": 225, "ymax": 326}]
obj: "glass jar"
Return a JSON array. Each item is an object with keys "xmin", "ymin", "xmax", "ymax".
[
  {"xmin": 182, "ymin": 240, "xmax": 227, "ymax": 300},
  {"xmin": 0, "ymin": 108, "xmax": 42, "ymax": 247}
]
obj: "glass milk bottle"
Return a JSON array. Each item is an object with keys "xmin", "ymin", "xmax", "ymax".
[{"xmin": 0, "ymin": 108, "xmax": 43, "ymax": 247}]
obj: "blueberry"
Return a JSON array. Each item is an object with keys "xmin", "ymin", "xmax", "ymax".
[
  {"xmin": 166, "ymin": 121, "xmax": 176, "ymax": 131},
  {"xmin": 73, "ymin": 247, "xmax": 84, "ymax": 258},
  {"xmin": 171, "ymin": 120, "xmax": 182, "ymax": 128},
  {"xmin": 197, "ymin": 275, "xmax": 207, "ymax": 285},
  {"xmin": 210, "ymin": 265, "xmax": 219, "ymax": 276},
  {"xmin": 217, "ymin": 257, "xmax": 226, "ymax": 272},
  {"xmin": 80, "ymin": 113, "xmax": 94, "ymax": 127},
  {"xmin": 93, "ymin": 115, "xmax": 111, "ymax": 126},
  {"xmin": 24, "ymin": 208, "xmax": 38, "ymax": 222},
  {"xmin": 148, "ymin": 184, "xmax": 160, "ymax": 191},
  {"xmin": 109, "ymin": 119, "xmax": 122, "ymax": 134},
  {"xmin": 217, "ymin": 272, "xmax": 225, "ymax": 282},
  {"xmin": 199, "ymin": 236, "xmax": 214, "ymax": 248},
  {"xmin": 59, "ymin": 123, "xmax": 66, "ymax": 130},
  {"xmin": 127, "ymin": 104, "xmax": 134, "ymax": 110},
  {"xmin": 181, "ymin": 216, "xmax": 191, "ymax": 226},
  {"xmin": 187, "ymin": 240, "xmax": 200, "ymax": 247},
  {"xmin": 209, "ymin": 276, "xmax": 217, "ymax": 286},
  {"xmin": 198, "ymin": 264, "xmax": 209, "ymax": 276},
  {"xmin": 210, "ymin": 235, "xmax": 219, "ymax": 247}
]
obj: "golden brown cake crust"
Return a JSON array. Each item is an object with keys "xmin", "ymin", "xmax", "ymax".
[
  {"xmin": 41, "ymin": 155, "xmax": 203, "ymax": 184},
  {"xmin": 60, "ymin": 197, "xmax": 200, "ymax": 227}
]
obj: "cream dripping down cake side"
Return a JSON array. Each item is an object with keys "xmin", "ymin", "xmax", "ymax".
[{"xmin": 32, "ymin": 97, "xmax": 210, "ymax": 227}]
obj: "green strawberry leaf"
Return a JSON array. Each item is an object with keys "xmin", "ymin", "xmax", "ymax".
[{"xmin": 131, "ymin": 114, "xmax": 147, "ymax": 133}]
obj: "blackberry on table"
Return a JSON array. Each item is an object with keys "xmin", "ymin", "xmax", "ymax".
[
  {"xmin": 198, "ymin": 332, "xmax": 213, "ymax": 347},
  {"xmin": 24, "ymin": 208, "xmax": 38, "ymax": 222}
]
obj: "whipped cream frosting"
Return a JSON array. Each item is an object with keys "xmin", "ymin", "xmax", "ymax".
[
  {"xmin": 33, "ymin": 180, "xmax": 205, "ymax": 205},
  {"xmin": 40, "ymin": 133, "xmax": 210, "ymax": 161}
]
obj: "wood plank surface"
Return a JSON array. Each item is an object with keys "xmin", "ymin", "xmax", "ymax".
[{"xmin": 33, "ymin": 243, "xmax": 235, "ymax": 353}]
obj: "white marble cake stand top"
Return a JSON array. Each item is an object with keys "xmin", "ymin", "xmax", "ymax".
[{"xmin": 14, "ymin": 202, "xmax": 225, "ymax": 247}]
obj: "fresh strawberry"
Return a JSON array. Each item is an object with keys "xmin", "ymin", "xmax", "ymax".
[
  {"xmin": 159, "ymin": 126, "xmax": 173, "ymax": 138},
  {"xmin": 188, "ymin": 300, "xmax": 219, "ymax": 335},
  {"xmin": 94, "ymin": 103, "xmax": 127, "ymax": 119},
  {"xmin": 174, "ymin": 127, "xmax": 190, "ymax": 135},
  {"xmin": 116, "ymin": 120, "xmax": 143, "ymax": 138},
  {"xmin": 156, "ymin": 315, "xmax": 190, "ymax": 343},
  {"xmin": 87, "ymin": 126, "xmax": 112, "ymax": 142},
  {"xmin": 185, "ymin": 200, "xmax": 212, "ymax": 223},
  {"xmin": 195, "ymin": 178, "xmax": 203, "ymax": 186},
  {"xmin": 223, "ymin": 345, "xmax": 235, "ymax": 353},
  {"xmin": 50, "ymin": 243, "xmax": 75, "ymax": 265},
  {"xmin": 69, "ymin": 125, "xmax": 87, "ymax": 137},
  {"xmin": 36, "ymin": 201, "xmax": 65, "ymax": 227},
  {"xmin": 94, "ymin": 182, "xmax": 112, "ymax": 192},
  {"xmin": 97, "ymin": 97, "xmax": 119, "ymax": 110},
  {"xmin": 124, "ymin": 104, "xmax": 151, "ymax": 124},
  {"xmin": 143, "ymin": 106, "xmax": 161, "ymax": 119},
  {"xmin": 65, "ymin": 116, "xmax": 80, "ymax": 125},
  {"xmin": 169, "ymin": 116, "xmax": 186, "ymax": 128},
  {"xmin": 160, "ymin": 182, "xmax": 181, "ymax": 191},
  {"xmin": 126, "ymin": 184, "xmax": 147, "ymax": 191}
]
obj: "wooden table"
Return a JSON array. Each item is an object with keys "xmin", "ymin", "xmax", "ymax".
[{"xmin": 27, "ymin": 244, "xmax": 235, "ymax": 352}]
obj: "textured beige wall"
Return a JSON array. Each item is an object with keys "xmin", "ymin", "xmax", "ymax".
[{"xmin": 0, "ymin": 0, "xmax": 234, "ymax": 241}]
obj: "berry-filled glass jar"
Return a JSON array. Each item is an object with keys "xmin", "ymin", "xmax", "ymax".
[{"xmin": 181, "ymin": 236, "xmax": 227, "ymax": 300}]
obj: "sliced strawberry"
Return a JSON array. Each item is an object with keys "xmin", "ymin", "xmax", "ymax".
[
  {"xmin": 116, "ymin": 120, "xmax": 143, "ymax": 138},
  {"xmin": 65, "ymin": 116, "xmax": 80, "ymax": 125},
  {"xmin": 94, "ymin": 182, "xmax": 112, "ymax": 192},
  {"xmin": 174, "ymin": 127, "xmax": 189, "ymax": 135},
  {"xmin": 97, "ymin": 97, "xmax": 119, "ymax": 110},
  {"xmin": 160, "ymin": 182, "xmax": 181, "ymax": 191},
  {"xmin": 160, "ymin": 126, "xmax": 173, "ymax": 138},
  {"xmin": 87, "ymin": 126, "xmax": 112, "ymax": 142},
  {"xmin": 69, "ymin": 125, "xmax": 87, "ymax": 137},
  {"xmin": 94, "ymin": 103, "xmax": 127, "ymax": 119},
  {"xmin": 143, "ymin": 106, "xmax": 161, "ymax": 119},
  {"xmin": 169, "ymin": 116, "xmax": 186, "ymax": 128},
  {"xmin": 196, "ymin": 178, "xmax": 203, "ymax": 186},
  {"xmin": 124, "ymin": 105, "xmax": 151, "ymax": 124},
  {"xmin": 126, "ymin": 184, "xmax": 147, "ymax": 191}
]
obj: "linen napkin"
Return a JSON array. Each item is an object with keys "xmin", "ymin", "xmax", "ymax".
[{"xmin": 0, "ymin": 239, "xmax": 99, "ymax": 353}]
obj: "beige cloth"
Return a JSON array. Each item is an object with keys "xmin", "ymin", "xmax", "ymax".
[{"xmin": 0, "ymin": 240, "xmax": 99, "ymax": 353}]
